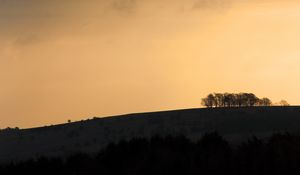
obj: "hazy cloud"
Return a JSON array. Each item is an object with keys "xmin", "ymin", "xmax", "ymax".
[
  {"xmin": 112, "ymin": 0, "xmax": 137, "ymax": 13},
  {"xmin": 13, "ymin": 34, "xmax": 41, "ymax": 46},
  {"xmin": 193, "ymin": 0, "xmax": 232, "ymax": 10}
]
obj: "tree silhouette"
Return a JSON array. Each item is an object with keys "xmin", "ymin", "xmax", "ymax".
[
  {"xmin": 201, "ymin": 92, "xmax": 276, "ymax": 108},
  {"xmin": 257, "ymin": 98, "xmax": 272, "ymax": 106},
  {"xmin": 279, "ymin": 100, "xmax": 290, "ymax": 106},
  {"xmin": 201, "ymin": 94, "xmax": 214, "ymax": 108}
]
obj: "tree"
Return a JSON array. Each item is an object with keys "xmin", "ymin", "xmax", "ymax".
[
  {"xmin": 239, "ymin": 93, "xmax": 250, "ymax": 107},
  {"xmin": 201, "ymin": 94, "xmax": 214, "ymax": 108},
  {"xmin": 245, "ymin": 93, "xmax": 259, "ymax": 107},
  {"xmin": 224, "ymin": 93, "xmax": 236, "ymax": 107},
  {"xmin": 279, "ymin": 100, "xmax": 290, "ymax": 106},
  {"xmin": 235, "ymin": 93, "xmax": 244, "ymax": 107},
  {"xmin": 201, "ymin": 98, "xmax": 210, "ymax": 108},
  {"xmin": 257, "ymin": 98, "xmax": 272, "ymax": 106},
  {"xmin": 214, "ymin": 93, "xmax": 224, "ymax": 107}
]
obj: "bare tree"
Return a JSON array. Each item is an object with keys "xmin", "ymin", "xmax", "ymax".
[
  {"xmin": 240, "ymin": 93, "xmax": 250, "ymax": 107},
  {"xmin": 227, "ymin": 93, "xmax": 236, "ymax": 107},
  {"xmin": 235, "ymin": 93, "xmax": 244, "ymax": 107},
  {"xmin": 279, "ymin": 100, "xmax": 290, "ymax": 106},
  {"xmin": 201, "ymin": 94, "xmax": 215, "ymax": 108},
  {"xmin": 244, "ymin": 93, "xmax": 259, "ymax": 107},
  {"xmin": 257, "ymin": 98, "xmax": 272, "ymax": 106},
  {"xmin": 214, "ymin": 93, "xmax": 224, "ymax": 107}
]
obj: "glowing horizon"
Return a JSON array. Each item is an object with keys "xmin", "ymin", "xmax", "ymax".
[{"xmin": 1, "ymin": 0, "xmax": 300, "ymax": 128}]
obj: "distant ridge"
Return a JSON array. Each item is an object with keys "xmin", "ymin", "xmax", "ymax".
[{"xmin": 1, "ymin": 106, "xmax": 300, "ymax": 163}]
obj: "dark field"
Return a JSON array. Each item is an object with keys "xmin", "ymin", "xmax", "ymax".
[{"xmin": 2, "ymin": 132, "xmax": 300, "ymax": 175}]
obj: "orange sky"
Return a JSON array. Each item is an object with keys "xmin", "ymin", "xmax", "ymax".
[{"xmin": 1, "ymin": 0, "xmax": 300, "ymax": 128}]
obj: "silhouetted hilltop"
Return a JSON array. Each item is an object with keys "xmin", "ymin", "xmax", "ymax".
[{"xmin": 1, "ymin": 106, "xmax": 300, "ymax": 163}]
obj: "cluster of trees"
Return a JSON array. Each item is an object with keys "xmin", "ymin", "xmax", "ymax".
[
  {"xmin": 201, "ymin": 92, "xmax": 276, "ymax": 108},
  {"xmin": 2, "ymin": 133, "xmax": 300, "ymax": 175}
]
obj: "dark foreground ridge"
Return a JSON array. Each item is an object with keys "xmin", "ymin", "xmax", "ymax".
[
  {"xmin": 1, "ymin": 106, "xmax": 300, "ymax": 163},
  {"xmin": 2, "ymin": 132, "xmax": 300, "ymax": 175}
]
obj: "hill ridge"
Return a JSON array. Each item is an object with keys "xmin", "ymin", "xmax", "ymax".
[{"xmin": 1, "ymin": 106, "xmax": 300, "ymax": 163}]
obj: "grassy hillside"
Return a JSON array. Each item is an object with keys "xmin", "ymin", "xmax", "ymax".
[{"xmin": 1, "ymin": 106, "xmax": 300, "ymax": 163}]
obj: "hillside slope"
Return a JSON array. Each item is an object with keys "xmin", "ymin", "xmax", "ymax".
[{"xmin": 1, "ymin": 107, "xmax": 300, "ymax": 163}]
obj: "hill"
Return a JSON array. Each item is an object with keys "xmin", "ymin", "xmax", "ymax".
[{"xmin": 1, "ymin": 106, "xmax": 300, "ymax": 163}]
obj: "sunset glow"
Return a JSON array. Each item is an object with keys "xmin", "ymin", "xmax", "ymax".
[{"xmin": 1, "ymin": 0, "xmax": 300, "ymax": 128}]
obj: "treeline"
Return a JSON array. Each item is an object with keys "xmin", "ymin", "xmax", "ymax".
[
  {"xmin": 1, "ymin": 133, "xmax": 300, "ymax": 175},
  {"xmin": 201, "ymin": 92, "xmax": 276, "ymax": 108}
]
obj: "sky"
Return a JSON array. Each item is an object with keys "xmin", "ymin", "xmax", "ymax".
[{"xmin": 1, "ymin": 0, "xmax": 300, "ymax": 128}]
